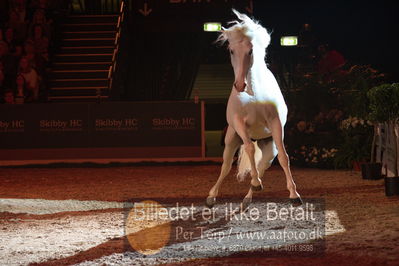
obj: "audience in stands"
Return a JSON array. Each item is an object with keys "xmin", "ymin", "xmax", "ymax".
[
  {"xmin": 0, "ymin": 41, "xmax": 17, "ymax": 85},
  {"xmin": 4, "ymin": 27, "xmax": 18, "ymax": 54},
  {"xmin": 19, "ymin": 56, "xmax": 39, "ymax": 101},
  {"xmin": 24, "ymin": 39, "xmax": 45, "ymax": 76},
  {"xmin": 1, "ymin": 0, "xmax": 57, "ymax": 104},
  {"xmin": 29, "ymin": 24, "xmax": 49, "ymax": 61},
  {"xmin": 15, "ymin": 74, "xmax": 27, "ymax": 104},
  {"xmin": 0, "ymin": 67, "xmax": 5, "ymax": 95},
  {"xmin": 30, "ymin": 9, "xmax": 52, "ymax": 39},
  {"xmin": 5, "ymin": 9, "xmax": 28, "ymax": 42},
  {"xmin": 3, "ymin": 89, "xmax": 15, "ymax": 104},
  {"xmin": 12, "ymin": 0, "xmax": 29, "ymax": 23}
]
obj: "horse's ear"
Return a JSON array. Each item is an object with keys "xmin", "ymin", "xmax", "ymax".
[{"xmin": 232, "ymin": 9, "xmax": 249, "ymax": 22}]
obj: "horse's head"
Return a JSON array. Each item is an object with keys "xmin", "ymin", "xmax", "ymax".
[
  {"xmin": 227, "ymin": 30, "xmax": 253, "ymax": 92},
  {"xmin": 217, "ymin": 10, "xmax": 271, "ymax": 92}
]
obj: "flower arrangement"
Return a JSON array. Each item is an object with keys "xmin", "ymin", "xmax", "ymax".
[
  {"xmin": 340, "ymin": 116, "xmax": 373, "ymax": 130},
  {"xmin": 290, "ymin": 145, "xmax": 338, "ymax": 168},
  {"xmin": 283, "ymin": 62, "xmax": 386, "ymax": 169}
]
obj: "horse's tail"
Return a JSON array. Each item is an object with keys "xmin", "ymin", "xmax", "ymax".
[{"xmin": 237, "ymin": 141, "xmax": 262, "ymax": 182}]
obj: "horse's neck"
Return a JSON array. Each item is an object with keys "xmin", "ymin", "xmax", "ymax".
[{"xmin": 247, "ymin": 59, "xmax": 268, "ymax": 96}]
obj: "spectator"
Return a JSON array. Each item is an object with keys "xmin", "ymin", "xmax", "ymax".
[
  {"xmin": 15, "ymin": 73, "xmax": 26, "ymax": 104},
  {"xmin": 0, "ymin": 61, "xmax": 13, "ymax": 90},
  {"xmin": 316, "ymin": 44, "xmax": 346, "ymax": 76},
  {"xmin": 18, "ymin": 56, "xmax": 39, "ymax": 101},
  {"xmin": 0, "ymin": 41, "xmax": 8, "ymax": 61},
  {"xmin": 30, "ymin": 0, "xmax": 56, "ymax": 26},
  {"xmin": 24, "ymin": 40, "xmax": 45, "ymax": 75},
  {"xmin": 0, "ymin": 68, "xmax": 5, "ymax": 95},
  {"xmin": 1, "ymin": 0, "xmax": 62, "ymax": 103},
  {"xmin": 29, "ymin": 9, "xmax": 52, "ymax": 38},
  {"xmin": 30, "ymin": 0, "xmax": 50, "ymax": 11},
  {"xmin": 13, "ymin": 42, "xmax": 24, "ymax": 59},
  {"xmin": 4, "ymin": 27, "xmax": 17, "ymax": 53},
  {"xmin": 12, "ymin": 0, "xmax": 28, "ymax": 23},
  {"xmin": 0, "ymin": 41, "xmax": 17, "ymax": 84},
  {"xmin": 6, "ymin": 9, "xmax": 27, "ymax": 42},
  {"xmin": 3, "ymin": 89, "xmax": 15, "ymax": 104},
  {"xmin": 29, "ymin": 24, "xmax": 48, "ymax": 61}
]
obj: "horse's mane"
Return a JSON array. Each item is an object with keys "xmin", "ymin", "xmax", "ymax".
[{"xmin": 216, "ymin": 9, "xmax": 271, "ymax": 56}]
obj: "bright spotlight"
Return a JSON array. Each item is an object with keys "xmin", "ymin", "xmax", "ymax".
[
  {"xmin": 203, "ymin": 22, "xmax": 222, "ymax": 32},
  {"xmin": 280, "ymin": 36, "xmax": 298, "ymax": 46}
]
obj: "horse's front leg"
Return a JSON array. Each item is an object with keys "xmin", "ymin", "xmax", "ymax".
[
  {"xmin": 269, "ymin": 116, "xmax": 301, "ymax": 203},
  {"xmin": 233, "ymin": 115, "xmax": 262, "ymax": 190},
  {"xmin": 206, "ymin": 125, "xmax": 241, "ymax": 207}
]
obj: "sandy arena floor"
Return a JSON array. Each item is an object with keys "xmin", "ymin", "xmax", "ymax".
[{"xmin": 0, "ymin": 164, "xmax": 398, "ymax": 265}]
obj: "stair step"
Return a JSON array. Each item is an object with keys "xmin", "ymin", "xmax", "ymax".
[
  {"xmin": 50, "ymin": 78, "xmax": 109, "ymax": 87},
  {"xmin": 48, "ymin": 95, "xmax": 109, "ymax": 102},
  {"xmin": 51, "ymin": 86, "xmax": 108, "ymax": 90},
  {"xmin": 52, "ymin": 62, "xmax": 111, "ymax": 70},
  {"xmin": 50, "ymin": 70, "xmax": 109, "ymax": 79},
  {"xmin": 49, "ymin": 87, "xmax": 108, "ymax": 96},
  {"xmin": 62, "ymin": 23, "xmax": 117, "ymax": 31},
  {"xmin": 49, "ymin": 90, "xmax": 105, "ymax": 97},
  {"xmin": 47, "ymin": 14, "xmax": 119, "ymax": 102},
  {"xmin": 62, "ymin": 38, "xmax": 115, "ymax": 47},
  {"xmin": 192, "ymin": 64, "xmax": 234, "ymax": 99},
  {"xmin": 54, "ymin": 53, "xmax": 113, "ymax": 62},
  {"xmin": 67, "ymin": 15, "xmax": 119, "ymax": 24},
  {"xmin": 59, "ymin": 46, "xmax": 115, "ymax": 54},
  {"xmin": 63, "ymin": 31, "xmax": 116, "ymax": 39}
]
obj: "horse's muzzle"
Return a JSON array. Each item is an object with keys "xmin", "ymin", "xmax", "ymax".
[{"xmin": 234, "ymin": 81, "xmax": 247, "ymax": 92}]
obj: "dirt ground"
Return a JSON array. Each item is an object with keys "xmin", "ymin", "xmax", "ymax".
[{"xmin": 0, "ymin": 164, "xmax": 398, "ymax": 265}]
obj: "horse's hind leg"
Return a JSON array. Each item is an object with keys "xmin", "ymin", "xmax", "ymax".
[
  {"xmin": 257, "ymin": 138, "xmax": 278, "ymax": 179},
  {"xmin": 242, "ymin": 138, "xmax": 277, "ymax": 210},
  {"xmin": 206, "ymin": 125, "xmax": 241, "ymax": 207}
]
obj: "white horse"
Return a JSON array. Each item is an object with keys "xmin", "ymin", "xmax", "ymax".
[{"xmin": 206, "ymin": 10, "xmax": 302, "ymax": 210}]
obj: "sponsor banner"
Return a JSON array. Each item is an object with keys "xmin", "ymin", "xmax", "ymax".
[
  {"xmin": 0, "ymin": 104, "xmax": 88, "ymax": 149},
  {"xmin": 89, "ymin": 102, "xmax": 201, "ymax": 147},
  {"xmin": 0, "ymin": 102, "xmax": 203, "ymax": 158}
]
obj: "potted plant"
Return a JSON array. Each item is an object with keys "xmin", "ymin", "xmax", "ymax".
[
  {"xmin": 332, "ymin": 65, "xmax": 385, "ymax": 171},
  {"xmin": 334, "ymin": 116, "xmax": 373, "ymax": 169},
  {"xmin": 360, "ymin": 125, "xmax": 382, "ymax": 180},
  {"xmin": 367, "ymin": 83, "xmax": 399, "ymax": 196},
  {"xmin": 347, "ymin": 66, "xmax": 383, "ymax": 176}
]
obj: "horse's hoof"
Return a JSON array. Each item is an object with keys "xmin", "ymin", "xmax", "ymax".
[
  {"xmin": 205, "ymin": 197, "xmax": 216, "ymax": 208},
  {"xmin": 289, "ymin": 197, "xmax": 303, "ymax": 206},
  {"xmin": 251, "ymin": 183, "xmax": 263, "ymax": 191},
  {"xmin": 240, "ymin": 197, "xmax": 252, "ymax": 212}
]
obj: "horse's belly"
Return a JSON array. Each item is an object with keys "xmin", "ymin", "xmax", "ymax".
[{"xmin": 248, "ymin": 123, "xmax": 271, "ymax": 140}]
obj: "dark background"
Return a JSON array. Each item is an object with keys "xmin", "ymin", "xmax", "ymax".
[
  {"xmin": 120, "ymin": 0, "xmax": 399, "ymax": 101},
  {"xmin": 253, "ymin": 0, "xmax": 399, "ymax": 78}
]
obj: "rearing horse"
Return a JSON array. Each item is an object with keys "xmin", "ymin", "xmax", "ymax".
[{"xmin": 206, "ymin": 10, "xmax": 302, "ymax": 209}]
